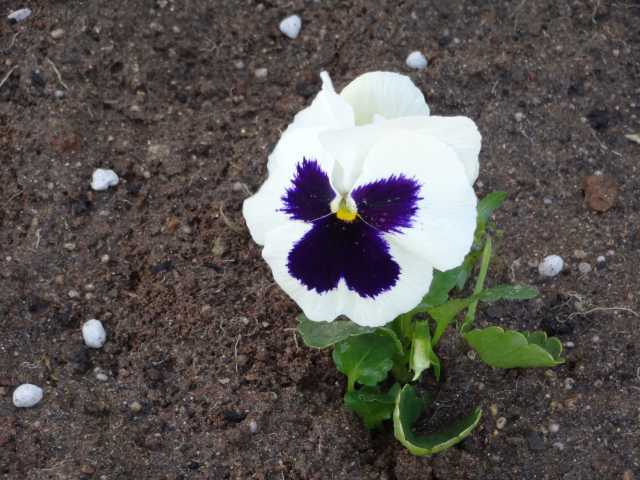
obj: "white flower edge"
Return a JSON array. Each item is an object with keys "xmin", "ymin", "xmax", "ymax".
[
  {"xmin": 340, "ymin": 71, "xmax": 430, "ymax": 125},
  {"xmin": 259, "ymin": 131, "xmax": 476, "ymax": 327},
  {"xmin": 243, "ymin": 71, "xmax": 481, "ymax": 326}
]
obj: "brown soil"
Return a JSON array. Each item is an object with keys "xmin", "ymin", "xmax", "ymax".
[{"xmin": 1, "ymin": 1, "xmax": 639, "ymax": 479}]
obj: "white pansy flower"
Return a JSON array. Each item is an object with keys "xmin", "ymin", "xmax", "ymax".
[{"xmin": 243, "ymin": 71, "xmax": 481, "ymax": 327}]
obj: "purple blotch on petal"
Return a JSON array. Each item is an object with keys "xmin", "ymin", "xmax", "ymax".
[
  {"xmin": 281, "ymin": 158, "xmax": 334, "ymax": 222},
  {"xmin": 351, "ymin": 175, "xmax": 422, "ymax": 233},
  {"xmin": 287, "ymin": 216, "xmax": 400, "ymax": 298}
]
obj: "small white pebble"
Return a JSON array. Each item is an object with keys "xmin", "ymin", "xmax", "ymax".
[
  {"xmin": 13, "ymin": 384, "xmax": 43, "ymax": 408},
  {"xmin": 68, "ymin": 289, "xmax": 80, "ymax": 298},
  {"xmin": 7, "ymin": 8, "xmax": 32, "ymax": 22},
  {"xmin": 406, "ymin": 51, "xmax": 428, "ymax": 70},
  {"xmin": 496, "ymin": 417, "xmax": 507, "ymax": 429},
  {"xmin": 54, "ymin": 90, "xmax": 65, "ymax": 99},
  {"xmin": 100, "ymin": 254, "xmax": 110, "ymax": 264},
  {"xmin": 91, "ymin": 169, "xmax": 119, "ymax": 191},
  {"xmin": 82, "ymin": 319, "xmax": 107, "ymax": 348},
  {"xmin": 248, "ymin": 419, "xmax": 258, "ymax": 434},
  {"xmin": 50, "ymin": 28, "xmax": 65, "ymax": 39},
  {"xmin": 564, "ymin": 377, "xmax": 575, "ymax": 390},
  {"xmin": 553, "ymin": 442, "xmax": 565, "ymax": 451},
  {"xmin": 95, "ymin": 372, "xmax": 108, "ymax": 382},
  {"xmin": 596, "ymin": 255, "xmax": 606, "ymax": 263},
  {"xmin": 278, "ymin": 14, "xmax": 301, "ymax": 39},
  {"xmin": 514, "ymin": 112, "xmax": 526, "ymax": 122},
  {"xmin": 564, "ymin": 341, "xmax": 575, "ymax": 348},
  {"xmin": 578, "ymin": 262, "xmax": 592, "ymax": 274},
  {"xmin": 538, "ymin": 255, "xmax": 564, "ymax": 277},
  {"xmin": 549, "ymin": 422, "xmax": 560, "ymax": 433},
  {"xmin": 130, "ymin": 401, "xmax": 143, "ymax": 413},
  {"xmin": 254, "ymin": 68, "xmax": 268, "ymax": 79},
  {"xmin": 64, "ymin": 242, "xmax": 76, "ymax": 251},
  {"xmin": 592, "ymin": 335, "xmax": 600, "ymax": 344},
  {"xmin": 543, "ymin": 197, "xmax": 553, "ymax": 205}
]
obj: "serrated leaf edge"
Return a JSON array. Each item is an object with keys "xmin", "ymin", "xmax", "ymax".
[{"xmin": 465, "ymin": 326, "xmax": 565, "ymax": 368}]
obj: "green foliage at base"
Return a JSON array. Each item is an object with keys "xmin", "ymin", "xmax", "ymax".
[{"xmin": 295, "ymin": 191, "xmax": 564, "ymax": 456}]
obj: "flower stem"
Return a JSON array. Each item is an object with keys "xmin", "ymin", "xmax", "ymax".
[
  {"xmin": 347, "ymin": 375, "xmax": 356, "ymax": 393},
  {"xmin": 461, "ymin": 236, "xmax": 492, "ymax": 333}
]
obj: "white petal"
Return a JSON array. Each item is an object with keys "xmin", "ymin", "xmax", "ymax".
[
  {"xmin": 352, "ymin": 131, "xmax": 477, "ymax": 271},
  {"xmin": 262, "ymin": 222, "xmax": 434, "ymax": 327},
  {"xmin": 379, "ymin": 116, "xmax": 482, "ymax": 184},
  {"xmin": 338, "ymin": 241, "xmax": 434, "ymax": 327},
  {"xmin": 318, "ymin": 124, "xmax": 380, "ymax": 194},
  {"xmin": 243, "ymin": 128, "xmax": 335, "ymax": 245},
  {"xmin": 287, "ymin": 71, "xmax": 354, "ymax": 131},
  {"xmin": 318, "ymin": 115, "xmax": 480, "ymax": 193},
  {"xmin": 340, "ymin": 71, "xmax": 430, "ymax": 125}
]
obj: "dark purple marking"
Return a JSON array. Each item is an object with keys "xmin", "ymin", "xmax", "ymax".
[
  {"xmin": 351, "ymin": 175, "xmax": 422, "ymax": 233},
  {"xmin": 281, "ymin": 161, "xmax": 422, "ymax": 298},
  {"xmin": 280, "ymin": 158, "xmax": 334, "ymax": 222},
  {"xmin": 287, "ymin": 215, "xmax": 400, "ymax": 298}
]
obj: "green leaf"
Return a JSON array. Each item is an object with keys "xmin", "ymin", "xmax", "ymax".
[
  {"xmin": 464, "ymin": 326, "xmax": 564, "ymax": 368},
  {"xmin": 427, "ymin": 298, "xmax": 476, "ymax": 346},
  {"xmin": 378, "ymin": 326, "xmax": 405, "ymax": 356},
  {"xmin": 425, "ymin": 283, "xmax": 539, "ymax": 346},
  {"xmin": 523, "ymin": 331, "xmax": 563, "ymax": 360},
  {"xmin": 393, "ymin": 385, "xmax": 482, "ymax": 456},
  {"xmin": 394, "ymin": 312, "xmax": 415, "ymax": 346},
  {"xmin": 421, "ymin": 267, "xmax": 462, "ymax": 308},
  {"xmin": 332, "ymin": 332, "xmax": 399, "ymax": 391},
  {"xmin": 455, "ymin": 249, "xmax": 481, "ymax": 291},
  {"xmin": 477, "ymin": 191, "xmax": 507, "ymax": 227},
  {"xmin": 408, "ymin": 321, "xmax": 441, "ymax": 382},
  {"xmin": 410, "ymin": 321, "xmax": 432, "ymax": 381},
  {"xmin": 344, "ymin": 384, "xmax": 400, "ymax": 429},
  {"xmin": 456, "ymin": 192, "xmax": 507, "ymax": 291},
  {"xmin": 297, "ymin": 314, "xmax": 373, "ymax": 349},
  {"xmin": 429, "ymin": 348, "xmax": 441, "ymax": 383}
]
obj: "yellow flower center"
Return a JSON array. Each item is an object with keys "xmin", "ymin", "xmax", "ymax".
[{"xmin": 335, "ymin": 198, "xmax": 357, "ymax": 222}]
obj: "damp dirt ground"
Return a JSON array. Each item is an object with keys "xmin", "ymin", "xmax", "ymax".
[{"xmin": 1, "ymin": 1, "xmax": 639, "ymax": 479}]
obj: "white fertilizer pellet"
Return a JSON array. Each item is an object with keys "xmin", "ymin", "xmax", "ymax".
[
  {"xmin": 82, "ymin": 319, "xmax": 107, "ymax": 348},
  {"xmin": 538, "ymin": 255, "xmax": 564, "ymax": 277},
  {"xmin": 279, "ymin": 15, "xmax": 302, "ymax": 39},
  {"xmin": 13, "ymin": 384, "xmax": 43, "ymax": 408},
  {"xmin": 8, "ymin": 8, "xmax": 32, "ymax": 23},
  {"xmin": 91, "ymin": 169, "xmax": 119, "ymax": 191},
  {"xmin": 406, "ymin": 51, "xmax": 428, "ymax": 70}
]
